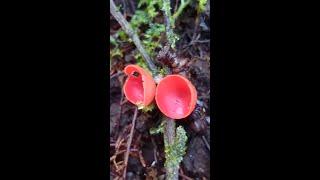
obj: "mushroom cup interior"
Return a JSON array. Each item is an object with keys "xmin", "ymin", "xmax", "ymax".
[
  {"xmin": 124, "ymin": 67, "xmax": 144, "ymax": 104},
  {"xmin": 156, "ymin": 76, "xmax": 193, "ymax": 119}
]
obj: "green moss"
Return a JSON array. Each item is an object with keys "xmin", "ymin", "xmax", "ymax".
[
  {"xmin": 157, "ymin": 66, "xmax": 170, "ymax": 77},
  {"xmin": 161, "ymin": 0, "xmax": 180, "ymax": 49},
  {"xmin": 117, "ymin": 30, "xmax": 128, "ymax": 41},
  {"xmin": 110, "ymin": 35, "xmax": 117, "ymax": 46},
  {"xmin": 135, "ymin": 53, "xmax": 148, "ymax": 69},
  {"xmin": 164, "ymin": 125, "xmax": 188, "ymax": 179},
  {"xmin": 198, "ymin": 0, "xmax": 208, "ymax": 13},
  {"xmin": 143, "ymin": 23, "xmax": 165, "ymax": 57},
  {"xmin": 149, "ymin": 120, "xmax": 165, "ymax": 135},
  {"xmin": 150, "ymin": 120, "xmax": 188, "ymax": 179},
  {"xmin": 138, "ymin": 0, "xmax": 162, "ymax": 18},
  {"xmin": 110, "ymin": 48, "xmax": 123, "ymax": 59},
  {"xmin": 130, "ymin": 10, "xmax": 150, "ymax": 31},
  {"xmin": 141, "ymin": 103, "xmax": 156, "ymax": 113}
]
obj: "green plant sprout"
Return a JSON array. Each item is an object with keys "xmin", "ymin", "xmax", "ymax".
[
  {"xmin": 198, "ymin": 0, "xmax": 208, "ymax": 13},
  {"xmin": 110, "ymin": 35, "xmax": 117, "ymax": 46},
  {"xmin": 138, "ymin": 0, "xmax": 162, "ymax": 19}
]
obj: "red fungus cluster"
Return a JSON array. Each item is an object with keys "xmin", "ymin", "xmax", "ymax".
[{"xmin": 123, "ymin": 64, "xmax": 197, "ymax": 119}]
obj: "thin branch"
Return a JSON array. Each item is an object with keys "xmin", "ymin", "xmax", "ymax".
[
  {"xmin": 110, "ymin": 0, "xmax": 157, "ymax": 73},
  {"xmin": 162, "ymin": 0, "xmax": 178, "ymax": 48},
  {"xmin": 162, "ymin": 0, "xmax": 172, "ymax": 36},
  {"xmin": 174, "ymin": 0, "xmax": 179, "ymax": 12},
  {"xmin": 163, "ymin": 117, "xmax": 179, "ymax": 180},
  {"xmin": 164, "ymin": 118, "xmax": 175, "ymax": 145},
  {"xmin": 191, "ymin": 9, "xmax": 201, "ymax": 41},
  {"xmin": 122, "ymin": 107, "xmax": 138, "ymax": 179},
  {"xmin": 201, "ymin": 135, "xmax": 210, "ymax": 151},
  {"xmin": 151, "ymin": 137, "xmax": 158, "ymax": 164}
]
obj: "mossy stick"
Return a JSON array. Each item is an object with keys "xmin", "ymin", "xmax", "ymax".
[
  {"xmin": 163, "ymin": 118, "xmax": 179, "ymax": 180},
  {"xmin": 161, "ymin": 0, "xmax": 179, "ymax": 48}
]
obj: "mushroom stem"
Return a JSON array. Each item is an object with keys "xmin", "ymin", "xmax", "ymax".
[{"xmin": 163, "ymin": 117, "xmax": 179, "ymax": 180}]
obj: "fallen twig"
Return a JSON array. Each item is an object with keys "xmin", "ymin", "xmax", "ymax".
[
  {"xmin": 139, "ymin": 150, "xmax": 147, "ymax": 167},
  {"xmin": 163, "ymin": 117, "xmax": 179, "ymax": 180},
  {"xmin": 122, "ymin": 107, "xmax": 138, "ymax": 179},
  {"xmin": 183, "ymin": 39, "xmax": 210, "ymax": 49},
  {"xmin": 174, "ymin": 0, "xmax": 179, "ymax": 12},
  {"xmin": 116, "ymin": 80, "xmax": 125, "ymax": 139},
  {"xmin": 151, "ymin": 137, "xmax": 158, "ymax": 164},
  {"xmin": 116, "ymin": 136, "xmax": 126, "ymax": 150},
  {"xmin": 201, "ymin": 135, "xmax": 210, "ymax": 151}
]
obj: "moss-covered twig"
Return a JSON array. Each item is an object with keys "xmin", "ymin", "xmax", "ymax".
[
  {"xmin": 192, "ymin": 0, "xmax": 208, "ymax": 41},
  {"xmin": 110, "ymin": 0, "xmax": 157, "ymax": 73},
  {"xmin": 202, "ymin": 135, "xmax": 210, "ymax": 151},
  {"xmin": 161, "ymin": 0, "xmax": 179, "ymax": 48},
  {"xmin": 163, "ymin": 118, "xmax": 179, "ymax": 180},
  {"xmin": 149, "ymin": 117, "xmax": 188, "ymax": 180},
  {"xmin": 162, "ymin": 117, "xmax": 188, "ymax": 180}
]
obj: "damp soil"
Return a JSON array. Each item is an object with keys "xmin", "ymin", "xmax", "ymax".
[{"xmin": 110, "ymin": 0, "xmax": 211, "ymax": 179}]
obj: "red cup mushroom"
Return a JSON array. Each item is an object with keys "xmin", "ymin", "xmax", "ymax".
[
  {"xmin": 155, "ymin": 75, "xmax": 197, "ymax": 119},
  {"xmin": 123, "ymin": 64, "xmax": 156, "ymax": 108}
]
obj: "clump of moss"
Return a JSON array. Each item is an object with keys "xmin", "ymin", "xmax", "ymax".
[
  {"xmin": 149, "ymin": 120, "xmax": 165, "ymax": 135},
  {"xmin": 141, "ymin": 103, "xmax": 156, "ymax": 113},
  {"xmin": 150, "ymin": 120, "xmax": 188, "ymax": 180},
  {"xmin": 198, "ymin": 0, "xmax": 208, "ymax": 13},
  {"xmin": 164, "ymin": 125, "xmax": 188, "ymax": 179}
]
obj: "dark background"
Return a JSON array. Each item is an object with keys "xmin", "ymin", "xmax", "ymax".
[{"xmin": 2, "ymin": 0, "xmax": 318, "ymax": 179}]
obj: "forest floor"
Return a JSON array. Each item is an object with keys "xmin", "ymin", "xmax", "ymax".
[{"xmin": 110, "ymin": 0, "xmax": 211, "ymax": 179}]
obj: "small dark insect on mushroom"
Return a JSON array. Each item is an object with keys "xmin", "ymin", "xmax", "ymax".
[
  {"xmin": 132, "ymin": 71, "xmax": 140, "ymax": 77},
  {"xmin": 188, "ymin": 101, "xmax": 208, "ymax": 134}
]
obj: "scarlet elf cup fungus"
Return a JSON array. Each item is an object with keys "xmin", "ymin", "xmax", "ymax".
[
  {"xmin": 155, "ymin": 75, "xmax": 197, "ymax": 119},
  {"xmin": 123, "ymin": 64, "xmax": 156, "ymax": 108}
]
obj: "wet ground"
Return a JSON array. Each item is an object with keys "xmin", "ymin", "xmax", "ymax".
[{"xmin": 110, "ymin": 0, "xmax": 211, "ymax": 179}]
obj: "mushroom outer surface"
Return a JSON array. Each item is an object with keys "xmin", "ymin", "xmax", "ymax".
[{"xmin": 123, "ymin": 64, "xmax": 156, "ymax": 107}]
